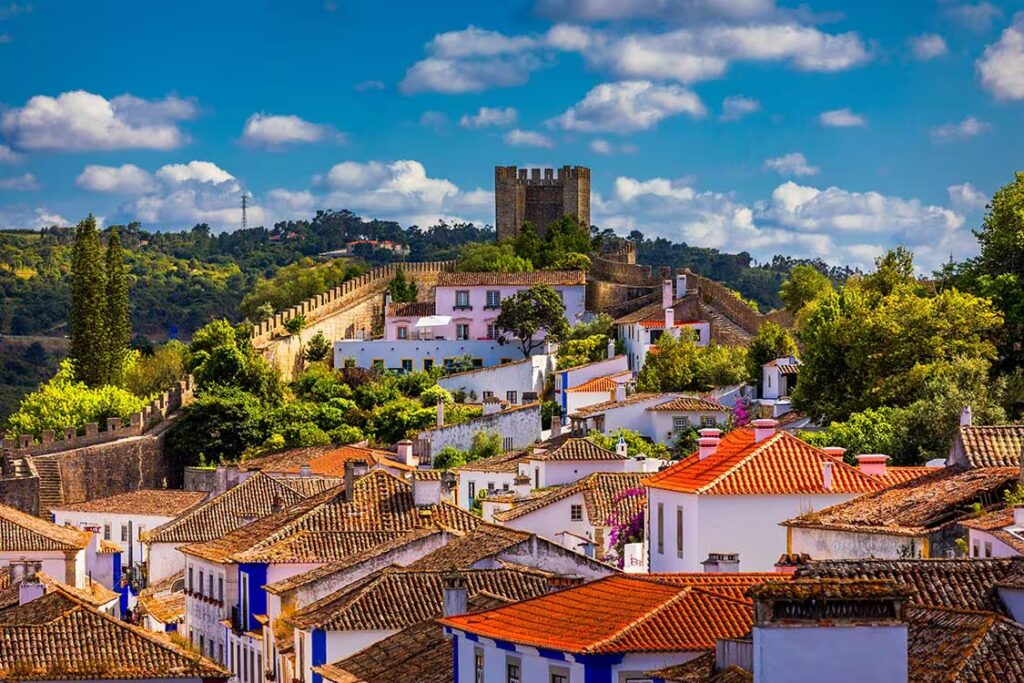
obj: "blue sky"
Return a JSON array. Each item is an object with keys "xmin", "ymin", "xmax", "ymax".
[{"xmin": 1, "ymin": 0, "xmax": 1022, "ymax": 270}]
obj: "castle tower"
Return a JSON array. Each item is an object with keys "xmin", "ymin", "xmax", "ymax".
[{"xmin": 494, "ymin": 165, "xmax": 591, "ymax": 241}]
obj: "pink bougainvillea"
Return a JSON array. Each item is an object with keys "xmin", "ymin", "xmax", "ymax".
[{"xmin": 605, "ymin": 486, "xmax": 646, "ymax": 568}]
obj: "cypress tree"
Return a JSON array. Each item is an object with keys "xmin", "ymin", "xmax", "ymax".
[
  {"xmin": 104, "ymin": 228, "xmax": 131, "ymax": 386},
  {"xmin": 69, "ymin": 215, "xmax": 108, "ymax": 386}
]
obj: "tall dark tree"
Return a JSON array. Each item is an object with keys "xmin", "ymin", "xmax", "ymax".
[
  {"xmin": 69, "ymin": 215, "xmax": 108, "ymax": 387},
  {"xmin": 495, "ymin": 285, "xmax": 569, "ymax": 357},
  {"xmin": 104, "ymin": 228, "xmax": 131, "ymax": 386}
]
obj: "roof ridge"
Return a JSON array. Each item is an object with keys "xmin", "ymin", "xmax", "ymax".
[
  {"xmin": 582, "ymin": 582, "xmax": 692, "ymax": 654},
  {"xmin": 694, "ymin": 430, "xmax": 780, "ymax": 494}
]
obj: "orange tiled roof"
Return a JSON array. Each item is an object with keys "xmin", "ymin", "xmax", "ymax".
[
  {"xmin": 958, "ymin": 425, "xmax": 1024, "ymax": 468},
  {"xmin": 961, "ymin": 508, "xmax": 1024, "ymax": 555},
  {"xmin": 241, "ymin": 444, "xmax": 412, "ymax": 478},
  {"xmin": 565, "ymin": 372, "xmax": 631, "ymax": 393},
  {"xmin": 571, "ymin": 393, "xmax": 670, "ymax": 417},
  {"xmin": 0, "ymin": 572, "xmax": 118, "ymax": 611},
  {"xmin": 907, "ymin": 605, "xmax": 1024, "ymax": 682},
  {"xmin": 0, "ymin": 590, "xmax": 228, "ymax": 680},
  {"xmin": 437, "ymin": 270, "xmax": 586, "ymax": 287},
  {"xmin": 454, "ymin": 450, "xmax": 527, "ymax": 473},
  {"xmin": 137, "ymin": 590, "xmax": 186, "ymax": 625},
  {"xmin": 646, "ymin": 396, "xmax": 730, "ymax": 412},
  {"xmin": 643, "ymin": 427, "xmax": 882, "ymax": 496},
  {"xmin": 439, "ymin": 574, "xmax": 753, "ymax": 654},
  {"xmin": 528, "ymin": 437, "xmax": 624, "ymax": 462},
  {"xmin": 52, "ymin": 489, "xmax": 208, "ymax": 517},
  {"xmin": 494, "ymin": 472, "xmax": 645, "ymax": 524},
  {"xmin": 642, "ymin": 572, "xmax": 782, "ymax": 602},
  {"xmin": 0, "ymin": 503, "xmax": 92, "ymax": 552}
]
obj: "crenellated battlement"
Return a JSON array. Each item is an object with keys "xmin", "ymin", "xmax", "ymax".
[{"xmin": 495, "ymin": 164, "xmax": 591, "ymax": 241}]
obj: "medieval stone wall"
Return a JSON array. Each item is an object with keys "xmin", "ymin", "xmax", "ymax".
[{"xmin": 494, "ymin": 166, "xmax": 590, "ymax": 241}]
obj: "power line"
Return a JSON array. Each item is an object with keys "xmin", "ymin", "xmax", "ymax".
[{"xmin": 240, "ymin": 191, "xmax": 248, "ymax": 231}]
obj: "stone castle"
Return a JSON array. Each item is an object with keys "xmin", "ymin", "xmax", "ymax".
[{"xmin": 494, "ymin": 165, "xmax": 591, "ymax": 241}]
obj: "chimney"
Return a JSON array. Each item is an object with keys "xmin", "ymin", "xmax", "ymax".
[
  {"xmin": 18, "ymin": 562, "xmax": 44, "ymax": 605},
  {"xmin": 616, "ymin": 435, "xmax": 628, "ymax": 458},
  {"xmin": 822, "ymin": 459, "xmax": 834, "ymax": 491},
  {"xmin": 513, "ymin": 473, "xmax": 532, "ymax": 499},
  {"xmin": 413, "ymin": 474, "xmax": 442, "ymax": 508},
  {"xmin": 396, "ymin": 439, "xmax": 416, "ymax": 466},
  {"xmin": 701, "ymin": 552, "xmax": 740, "ymax": 573},
  {"xmin": 343, "ymin": 460, "xmax": 356, "ymax": 503},
  {"xmin": 698, "ymin": 428, "xmax": 721, "ymax": 460},
  {"xmin": 960, "ymin": 405, "xmax": 973, "ymax": 426},
  {"xmin": 856, "ymin": 454, "xmax": 890, "ymax": 478},
  {"xmin": 607, "ymin": 338, "xmax": 616, "ymax": 359},
  {"xmin": 1014, "ymin": 505, "xmax": 1024, "ymax": 528},
  {"xmin": 436, "ymin": 401, "xmax": 445, "ymax": 428},
  {"xmin": 662, "ymin": 279, "xmax": 673, "ymax": 309},
  {"xmin": 676, "ymin": 274, "xmax": 688, "ymax": 298},
  {"xmin": 443, "ymin": 572, "xmax": 468, "ymax": 617},
  {"xmin": 352, "ymin": 459, "xmax": 370, "ymax": 478},
  {"xmin": 774, "ymin": 553, "xmax": 811, "ymax": 575},
  {"xmin": 271, "ymin": 495, "xmax": 285, "ymax": 514},
  {"xmin": 614, "ymin": 383, "xmax": 627, "ymax": 403},
  {"xmin": 550, "ymin": 414, "xmax": 562, "ymax": 438},
  {"xmin": 482, "ymin": 396, "xmax": 502, "ymax": 416},
  {"xmin": 821, "ymin": 446, "xmax": 847, "ymax": 464},
  {"xmin": 299, "ymin": 463, "xmax": 312, "ymax": 478},
  {"xmin": 753, "ymin": 418, "xmax": 777, "ymax": 443},
  {"xmin": 664, "ymin": 306, "xmax": 675, "ymax": 330}
]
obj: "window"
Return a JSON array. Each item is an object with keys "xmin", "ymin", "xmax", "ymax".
[
  {"xmin": 472, "ymin": 357, "xmax": 484, "ymax": 368},
  {"xmin": 487, "ymin": 322, "xmax": 499, "ymax": 339},
  {"xmin": 972, "ymin": 541, "xmax": 980, "ymax": 558},
  {"xmin": 550, "ymin": 668, "xmax": 570, "ymax": 683},
  {"xmin": 188, "ymin": 567, "xmax": 194, "ymax": 592},
  {"xmin": 503, "ymin": 483, "xmax": 510, "ymax": 491},
  {"xmin": 482, "ymin": 391, "xmax": 494, "ymax": 400},
  {"xmin": 701, "ymin": 416, "xmax": 717, "ymax": 428},
  {"xmin": 457, "ymin": 324, "xmax": 470, "ymax": 340},
  {"xmin": 397, "ymin": 326, "xmax": 408, "ymax": 340},
  {"xmin": 423, "ymin": 358, "xmax": 434, "ymax": 371},
  {"xmin": 475, "ymin": 648, "xmax": 485, "ymax": 683},
  {"xmin": 672, "ymin": 416, "xmax": 689, "ymax": 431},
  {"xmin": 199, "ymin": 634, "xmax": 205, "ymax": 654},
  {"xmin": 571, "ymin": 504, "xmax": 583, "ymax": 522},
  {"xmin": 535, "ymin": 467, "xmax": 540, "ymax": 488},
  {"xmin": 218, "ymin": 576, "xmax": 224, "ymax": 602},
  {"xmin": 208, "ymin": 574, "xmax": 213, "ymax": 598},
  {"xmin": 487, "ymin": 481, "xmax": 495, "ymax": 493},
  {"xmin": 504, "ymin": 437, "xmax": 514, "ymax": 451},
  {"xmin": 506, "ymin": 390, "xmax": 518, "ymax": 404},
  {"xmin": 523, "ymin": 392, "xmax": 538, "ymax": 403},
  {"xmin": 371, "ymin": 358, "xmax": 384, "ymax": 370},
  {"xmin": 486, "ymin": 290, "xmax": 501, "ymax": 308},
  {"xmin": 189, "ymin": 629, "xmax": 194, "ymax": 644},
  {"xmin": 500, "ymin": 358, "xmax": 513, "ymax": 365},
  {"xmin": 121, "ymin": 525, "xmax": 129, "ymax": 542},
  {"xmin": 507, "ymin": 658, "xmax": 522, "ymax": 683},
  {"xmin": 676, "ymin": 505, "xmax": 684, "ymax": 558},
  {"xmin": 456, "ymin": 290, "xmax": 471, "ymax": 309},
  {"xmin": 657, "ymin": 502, "xmax": 665, "ymax": 555},
  {"xmin": 468, "ymin": 481, "xmax": 476, "ymax": 501},
  {"xmin": 101, "ymin": 523, "xmax": 110, "ymax": 540},
  {"xmin": 217, "ymin": 643, "xmax": 223, "ymax": 663},
  {"xmin": 768, "ymin": 374, "xmax": 773, "ymax": 388},
  {"xmin": 198, "ymin": 570, "xmax": 204, "ymax": 597},
  {"xmin": 401, "ymin": 358, "xmax": 413, "ymax": 372},
  {"xmin": 985, "ymin": 542, "xmax": 993, "ymax": 558}
]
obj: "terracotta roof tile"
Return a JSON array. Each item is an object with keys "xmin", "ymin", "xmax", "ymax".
[
  {"xmin": 406, "ymin": 525, "xmax": 532, "ymax": 571},
  {"xmin": 528, "ymin": 437, "xmax": 624, "ymax": 462},
  {"xmin": 439, "ymin": 574, "xmax": 753, "ymax": 654},
  {"xmin": 52, "ymin": 490, "xmax": 208, "ymax": 517},
  {"xmin": 288, "ymin": 567, "xmax": 550, "ymax": 631},
  {"xmin": 241, "ymin": 444, "xmax": 410, "ymax": 478},
  {"xmin": 958, "ymin": 425, "xmax": 1024, "ymax": 468},
  {"xmin": 0, "ymin": 573, "xmax": 118, "ymax": 611},
  {"xmin": 644, "ymin": 428, "xmax": 882, "ymax": 496},
  {"xmin": 783, "ymin": 467, "xmax": 1019, "ymax": 536},
  {"xmin": 908, "ymin": 605, "xmax": 1024, "ymax": 682},
  {"xmin": 646, "ymin": 653, "xmax": 753, "ymax": 683},
  {"xmin": 565, "ymin": 372, "xmax": 631, "ymax": 393},
  {"xmin": 0, "ymin": 503, "xmax": 92, "ymax": 552},
  {"xmin": 0, "ymin": 590, "xmax": 228, "ymax": 680},
  {"xmin": 454, "ymin": 450, "xmax": 527, "ymax": 474},
  {"xmin": 137, "ymin": 591, "xmax": 185, "ymax": 625},
  {"xmin": 571, "ymin": 392, "xmax": 672, "ymax": 417},
  {"xmin": 647, "ymin": 396, "xmax": 730, "ymax": 412},
  {"xmin": 639, "ymin": 573, "xmax": 783, "ymax": 602},
  {"xmin": 494, "ymin": 472, "xmax": 645, "ymax": 524},
  {"xmin": 437, "ymin": 270, "xmax": 586, "ymax": 287},
  {"xmin": 961, "ymin": 508, "xmax": 1024, "ymax": 555},
  {"xmin": 747, "ymin": 577, "xmax": 916, "ymax": 601},
  {"xmin": 386, "ymin": 301, "xmax": 436, "ymax": 318},
  {"xmin": 873, "ymin": 466, "xmax": 935, "ymax": 488}
]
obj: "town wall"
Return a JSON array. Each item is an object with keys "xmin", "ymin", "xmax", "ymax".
[
  {"xmin": 494, "ymin": 166, "xmax": 590, "ymax": 241},
  {"xmin": 416, "ymin": 404, "xmax": 542, "ymax": 463}
]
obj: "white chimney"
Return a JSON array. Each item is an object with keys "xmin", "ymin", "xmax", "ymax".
[
  {"xmin": 436, "ymin": 401, "xmax": 445, "ymax": 427},
  {"xmin": 662, "ymin": 279, "xmax": 673, "ymax": 309},
  {"xmin": 857, "ymin": 454, "xmax": 890, "ymax": 478},
  {"xmin": 960, "ymin": 405, "xmax": 973, "ymax": 426},
  {"xmin": 514, "ymin": 473, "xmax": 532, "ymax": 498},
  {"xmin": 822, "ymin": 459, "xmax": 834, "ymax": 491},
  {"xmin": 821, "ymin": 446, "xmax": 847, "ymax": 463},
  {"xmin": 664, "ymin": 306, "xmax": 675, "ymax": 330},
  {"xmin": 299, "ymin": 463, "xmax": 312, "ymax": 478},
  {"xmin": 676, "ymin": 274, "xmax": 688, "ymax": 298},
  {"xmin": 413, "ymin": 475, "xmax": 442, "ymax": 508},
  {"xmin": 482, "ymin": 397, "xmax": 502, "ymax": 416},
  {"xmin": 1014, "ymin": 505, "xmax": 1024, "ymax": 528},
  {"xmin": 551, "ymin": 415, "xmax": 562, "ymax": 438},
  {"xmin": 19, "ymin": 578, "xmax": 45, "ymax": 605},
  {"xmin": 614, "ymin": 383, "xmax": 627, "ymax": 403},
  {"xmin": 752, "ymin": 418, "xmax": 778, "ymax": 443},
  {"xmin": 607, "ymin": 338, "xmax": 616, "ymax": 359},
  {"xmin": 443, "ymin": 572, "xmax": 468, "ymax": 616},
  {"xmin": 698, "ymin": 429, "xmax": 721, "ymax": 460},
  {"xmin": 616, "ymin": 435, "xmax": 628, "ymax": 458},
  {"xmin": 701, "ymin": 552, "xmax": 740, "ymax": 573},
  {"xmin": 396, "ymin": 439, "xmax": 416, "ymax": 466}
]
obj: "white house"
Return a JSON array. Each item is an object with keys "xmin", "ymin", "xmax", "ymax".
[
  {"xmin": 569, "ymin": 393, "xmax": 731, "ymax": 446},
  {"xmin": 437, "ymin": 354, "xmax": 555, "ymax": 405},
  {"xmin": 643, "ymin": 420, "xmax": 886, "ymax": 573},
  {"xmin": 552, "ymin": 353, "xmax": 630, "ymax": 417},
  {"xmin": 962, "ymin": 505, "xmax": 1024, "ymax": 559},
  {"xmin": 761, "ymin": 356, "xmax": 800, "ymax": 400},
  {"xmin": 615, "ymin": 276, "xmax": 711, "ymax": 372},
  {"xmin": 333, "ymin": 337, "xmax": 541, "ymax": 374},
  {"xmin": 455, "ymin": 450, "xmax": 529, "ymax": 509}
]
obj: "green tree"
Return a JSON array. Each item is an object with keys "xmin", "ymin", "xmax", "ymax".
[
  {"xmin": 69, "ymin": 215, "xmax": 109, "ymax": 387},
  {"xmin": 387, "ymin": 266, "xmax": 419, "ymax": 303},
  {"xmin": 636, "ymin": 331, "xmax": 699, "ymax": 392},
  {"xmin": 104, "ymin": 229, "xmax": 131, "ymax": 386},
  {"xmin": 557, "ymin": 334, "xmax": 612, "ymax": 370},
  {"xmin": 166, "ymin": 387, "xmax": 274, "ymax": 465},
  {"xmin": 975, "ymin": 171, "xmax": 1024, "ymax": 276},
  {"xmin": 692, "ymin": 344, "xmax": 748, "ymax": 390},
  {"xmin": 496, "ymin": 285, "xmax": 569, "ymax": 357},
  {"xmin": 588, "ymin": 428, "xmax": 671, "ymax": 460},
  {"xmin": 124, "ymin": 341, "xmax": 188, "ymax": 397},
  {"xmin": 304, "ymin": 331, "xmax": 332, "ymax": 363},
  {"xmin": 366, "ymin": 396, "xmax": 435, "ymax": 444},
  {"xmin": 456, "ymin": 242, "xmax": 533, "ymax": 272},
  {"xmin": 861, "ymin": 246, "xmax": 916, "ymax": 297},
  {"xmin": 746, "ymin": 322, "xmax": 798, "ymax": 389},
  {"xmin": 284, "ymin": 314, "xmax": 306, "ymax": 336},
  {"xmin": 780, "ymin": 264, "xmax": 833, "ymax": 314}
]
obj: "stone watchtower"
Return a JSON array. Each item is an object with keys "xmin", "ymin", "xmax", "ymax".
[{"xmin": 494, "ymin": 165, "xmax": 591, "ymax": 241}]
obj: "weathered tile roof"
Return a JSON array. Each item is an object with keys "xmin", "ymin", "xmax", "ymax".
[
  {"xmin": 565, "ymin": 372, "xmax": 631, "ymax": 393},
  {"xmin": 494, "ymin": 472, "xmax": 645, "ymax": 524},
  {"xmin": 646, "ymin": 653, "xmax": 753, "ymax": 683},
  {"xmin": 181, "ymin": 470, "xmax": 480, "ymax": 564},
  {"xmin": 0, "ymin": 573, "xmax": 118, "ymax": 611},
  {"xmin": 406, "ymin": 525, "xmax": 532, "ymax": 571},
  {"xmin": 99, "ymin": 539, "xmax": 123, "ymax": 554},
  {"xmin": 142, "ymin": 471, "xmax": 335, "ymax": 545},
  {"xmin": 613, "ymin": 297, "xmax": 693, "ymax": 325},
  {"xmin": 288, "ymin": 566, "xmax": 550, "ymax": 631},
  {"xmin": 439, "ymin": 574, "xmax": 753, "ymax": 654},
  {"xmin": 135, "ymin": 570, "xmax": 185, "ymax": 626},
  {"xmin": 644, "ymin": 427, "xmax": 882, "ymax": 496},
  {"xmin": 241, "ymin": 444, "xmax": 413, "ymax": 478},
  {"xmin": 642, "ymin": 573, "xmax": 784, "ymax": 603},
  {"xmin": 386, "ymin": 300, "xmax": 436, "ymax": 318},
  {"xmin": 437, "ymin": 270, "xmax": 586, "ymax": 287},
  {"xmin": 315, "ymin": 593, "xmax": 509, "ymax": 683},
  {"xmin": 782, "ymin": 467, "xmax": 1019, "ymax": 537},
  {"xmin": 907, "ymin": 605, "xmax": 1024, "ymax": 682},
  {"xmin": 873, "ymin": 466, "xmax": 936, "ymax": 488},
  {"xmin": 796, "ymin": 558, "xmax": 1024, "ymax": 614},
  {"xmin": 0, "ymin": 590, "xmax": 228, "ymax": 680},
  {"xmin": 570, "ymin": 392, "xmax": 669, "ymax": 417},
  {"xmin": 747, "ymin": 577, "xmax": 916, "ymax": 601},
  {"xmin": 454, "ymin": 450, "xmax": 528, "ymax": 474},
  {"xmin": 647, "ymin": 396, "xmax": 730, "ymax": 412},
  {"xmin": 52, "ymin": 489, "xmax": 208, "ymax": 517},
  {"xmin": 958, "ymin": 425, "xmax": 1024, "ymax": 468},
  {"xmin": 0, "ymin": 503, "xmax": 91, "ymax": 552},
  {"xmin": 528, "ymin": 437, "xmax": 624, "ymax": 462},
  {"xmin": 961, "ymin": 508, "xmax": 1024, "ymax": 555}
]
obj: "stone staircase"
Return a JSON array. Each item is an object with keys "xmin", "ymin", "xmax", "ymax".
[
  {"xmin": 6, "ymin": 456, "xmax": 32, "ymax": 479},
  {"xmin": 702, "ymin": 305, "xmax": 755, "ymax": 346},
  {"xmin": 33, "ymin": 457, "xmax": 65, "ymax": 517}
]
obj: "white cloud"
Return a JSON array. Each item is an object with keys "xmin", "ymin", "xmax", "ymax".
[
  {"xmin": 978, "ymin": 13, "xmax": 1024, "ymax": 100},
  {"xmin": 762, "ymin": 152, "xmax": 819, "ymax": 177},
  {"xmin": 550, "ymin": 80, "xmax": 705, "ymax": 132},
  {"xmin": 459, "ymin": 106, "xmax": 518, "ymax": 128},
  {"xmin": 719, "ymin": 95, "xmax": 760, "ymax": 121},
  {"xmin": 535, "ymin": 0, "xmax": 779, "ymax": 21},
  {"xmin": 155, "ymin": 161, "xmax": 234, "ymax": 185},
  {"xmin": 419, "ymin": 111, "xmax": 450, "ymax": 133},
  {"xmin": 930, "ymin": 115, "xmax": 990, "ymax": 141},
  {"xmin": 909, "ymin": 34, "xmax": 948, "ymax": 60},
  {"xmin": 76, "ymin": 164, "xmax": 158, "ymax": 194},
  {"xmin": 504, "ymin": 128, "xmax": 555, "ymax": 148},
  {"xmin": 947, "ymin": 2, "xmax": 1002, "ymax": 32},
  {"xmin": 0, "ymin": 144, "xmax": 20, "ymax": 163},
  {"xmin": 589, "ymin": 138, "xmax": 638, "ymax": 155},
  {"xmin": 266, "ymin": 188, "xmax": 318, "ymax": 212},
  {"xmin": 0, "ymin": 172, "xmax": 39, "ymax": 191},
  {"xmin": 0, "ymin": 206, "xmax": 70, "ymax": 231},
  {"xmin": 948, "ymin": 182, "xmax": 989, "ymax": 212},
  {"xmin": 241, "ymin": 113, "xmax": 342, "ymax": 147},
  {"xmin": 819, "ymin": 107, "xmax": 866, "ymax": 127},
  {"xmin": 1, "ymin": 90, "xmax": 197, "ymax": 151},
  {"xmin": 353, "ymin": 80, "xmax": 386, "ymax": 92}
]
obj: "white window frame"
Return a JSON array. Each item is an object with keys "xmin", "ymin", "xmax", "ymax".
[{"xmin": 570, "ymin": 504, "xmax": 583, "ymax": 522}]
